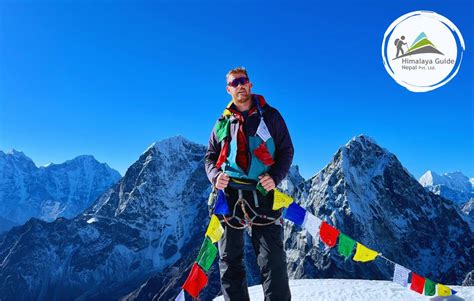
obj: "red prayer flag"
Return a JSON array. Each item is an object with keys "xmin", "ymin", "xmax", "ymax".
[
  {"xmin": 182, "ymin": 263, "xmax": 208, "ymax": 299},
  {"xmin": 216, "ymin": 140, "xmax": 229, "ymax": 169},
  {"xmin": 319, "ymin": 221, "xmax": 340, "ymax": 247},
  {"xmin": 253, "ymin": 142, "xmax": 275, "ymax": 166},
  {"xmin": 410, "ymin": 272, "xmax": 426, "ymax": 294}
]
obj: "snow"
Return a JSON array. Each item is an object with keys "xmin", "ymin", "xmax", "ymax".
[
  {"xmin": 39, "ymin": 200, "xmax": 65, "ymax": 221},
  {"xmin": 214, "ymin": 279, "xmax": 474, "ymax": 301},
  {"xmin": 87, "ymin": 217, "xmax": 99, "ymax": 224},
  {"xmin": 147, "ymin": 135, "xmax": 192, "ymax": 155},
  {"xmin": 420, "ymin": 171, "xmax": 472, "ymax": 193},
  {"xmin": 0, "ymin": 150, "xmax": 121, "ymax": 226}
]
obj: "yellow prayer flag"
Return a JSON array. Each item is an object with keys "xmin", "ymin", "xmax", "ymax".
[
  {"xmin": 223, "ymin": 109, "xmax": 232, "ymax": 117},
  {"xmin": 437, "ymin": 284, "xmax": 452, "ymax": 296},
  {"xmin": 205, "ymin": 214, "xmax": 224, "ymax": 243},
  {"xmin": 273, "ymin": 189, "xmax": 294, "ymax": 210},
  {"xmin": 353, "ymin": 243, "xmax": 378, "ymax": 262}
]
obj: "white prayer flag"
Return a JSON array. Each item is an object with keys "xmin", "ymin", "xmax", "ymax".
[
  {"xmin": 175, "ymin": 289, "xmax": 185, "ymax": 301},
  {"xmin": 256, "ymin": 119, "xmax": 272, "ymax": 142},
  {"xmin": 393, "ymin": 264, "xmax": 411, "ymax": 287},
  {"xmin": 302, "ymin": 212, "xmax": 322, "ymax": 238}
]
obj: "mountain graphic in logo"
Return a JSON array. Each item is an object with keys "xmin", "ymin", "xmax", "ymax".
[{"xmin": 393, "ymin": 32, "xmax": 443, "ymax": 60}]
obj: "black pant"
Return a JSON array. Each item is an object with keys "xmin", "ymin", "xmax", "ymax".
[{"xmin": 217, "ymin": 187, "xmax": 291, "ymax": 301}]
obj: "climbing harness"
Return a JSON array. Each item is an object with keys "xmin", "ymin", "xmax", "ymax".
[{"xmin": 208, "ymin": 178, "xmax": 283, "ymax": 231}]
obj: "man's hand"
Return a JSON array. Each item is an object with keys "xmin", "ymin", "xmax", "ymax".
[
  {"xmin": 215, "ymin": 172, "xmax": 230, "ymax": 190},
  {"xmin": 258, "ymin": 173, "xmax": 276, "ymax": 191}
]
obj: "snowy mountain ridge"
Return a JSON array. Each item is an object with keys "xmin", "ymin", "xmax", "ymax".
[
  {"xmin": 0, "ymin": 135, "xmax": 471, "ymax": 301},
  {"xmin": 283, "ymin": 134, "xmax": 472, "ymax": 287},
  {"xmin": 0, "ymin": 136, "xmax": 212, "ymax": 300},
  {"xmin": 0, "ymin": 150, "xmax": 121, "ymax": 227},
  {"xmin": 419, "ymin": 170, "xmax": 474, "ymax": 205}
]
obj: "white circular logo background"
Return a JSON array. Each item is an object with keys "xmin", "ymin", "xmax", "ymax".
[{"xmin": 382, "ymin": 11, "xmax": 465, "ymax": 92}]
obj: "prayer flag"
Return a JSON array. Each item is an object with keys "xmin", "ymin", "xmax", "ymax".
[
  {"xmin": 424, "ymin": 278, "xmax": 436, "ymax": 296},
  {"xmin": 182, "ymin": 263, "xmax": 208, "ymax": 299},
  {"xmin": 437, "ymin": 284, "xmax": 454, "ymax": 296},
  {"xmin": 353, "ymin": 243, "xmax": 378, "ymax": 262},
  {"xmin": 392, "ymin": 264, "xmax": 410, "ymax": 287},
  {"xmin": 337, "ymin": 233, "xmax": 356, "ymax": 260},
  {"xmin": 253, "ymin": 142, "xmax": 274, "ymax": 166},
  {"xmin": 319, "ymin": 221, "xmax": 340, "ymax": 247},
  {"xmin": 273, "ymin": 189, "xmax": 293, "ymax": 210},
  {"xmin": 410, "ymin": 272, "xmax": 425, "ymax": 294},
  {"xmin": 205, "ymin": 215, "xmax": 224, "ymax": 243},
  {"xmin": 283, "ymin": 202, "xmax": 306, "ymax": 226},
  {"xmin": 215, "ymin": 119, "xmax": 229, "ymax": 142},
  {"xmin": 302, "ymin": 213, "xmax": 322, "ymax": 238},
  {"xmin": 214, "ymin": 190, "xmax": 229, "ymax": 215},
  {"xmin": 256, "ymin": 119, "xmax": 272, "ymax": 142},
  {"xmin": 196, "ymin": 237, "xmax": 218, "ymax": 272},
  {"xmin": 215, "ymin": 140, "xmax": 229, "ymax": 169}
]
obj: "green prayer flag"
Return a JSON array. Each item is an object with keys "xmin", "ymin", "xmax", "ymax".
[
  {"xmin": 424, "ymin": 278, "xmax": 436, "ymax": 296},
  {"xmin": 256, "ymin": 182, "xmax": 268, "ymax": 196},
  {"xmin": 196, "ymin": 237, "xmax": 218, "ymax": 272},
  {"xmin": 337, "ymin": 233, "xmax": 356, "ymax": 260},
  {"xmin": 214, "ymin": 119, "xmax": 230, "ymax": 142}
]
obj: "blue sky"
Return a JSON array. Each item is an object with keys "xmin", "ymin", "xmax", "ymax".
[{"xmin": 0, "ymin": 0, "xmax": 472, "ymax": 180}]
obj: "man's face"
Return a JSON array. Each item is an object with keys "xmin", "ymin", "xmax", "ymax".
[{"xmin": 226, "ymin": 72, "xmax": 253, "ymax": 103}]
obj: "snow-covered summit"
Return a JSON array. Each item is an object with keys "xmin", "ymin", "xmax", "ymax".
[
  {"xmin": 4, "ymin": 149, "xmax": 32, "ymax": 161},
  {"xmin": 344, "ymin": 134, "xmax": 379, "ymax": 149},
  {"xmin": 420, "ymin": 170, "xmax": 472, "ymax": 192},
  {"xmin": 144, "ymin": 135, "xmax": 203, "ymax": 156},
  {"xmin": 419, "ymin": 170, "xmax": 473, "ymax": 205},
  {"xmin": 214, "ymin": 279, "xmax": 473, "ymax": 301},
  {"xmin": 38, "ymin": 154, "xmax": 109, "ymax": 169},
  {"xmin": 0, "ymin": 148, "xmax": 37, "ymax": 169},
  {"xmin": 338, "ymin": 134, "xmax": 394, "ymax": 180},
  {"xmin": 0, "ymin": 150, "xmax": 121, "ymax": 225}
]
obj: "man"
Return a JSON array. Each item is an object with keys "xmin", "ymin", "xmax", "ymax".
[
  {"xmin": 205, "ymin": 66, "xmax": 294, "ymax": 300},
  {"xmin": 395, "ymin": 35, "xmax": 407, "ymax": 58}
]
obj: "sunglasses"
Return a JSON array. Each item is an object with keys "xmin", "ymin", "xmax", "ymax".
[{"xmin": 228, "ymin": 77, "xmax": 249, "ymax": 87}]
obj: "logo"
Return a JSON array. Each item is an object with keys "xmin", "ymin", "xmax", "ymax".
[{"xmin": 382, "ymin": 11, "xmax": 465, "ymax": 92}]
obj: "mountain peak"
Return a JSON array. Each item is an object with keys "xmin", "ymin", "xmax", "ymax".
[
  {"xmin": 38, "ymin": 154, "xmax": 99, "ymax": 168},
  {"xmin": 344, "ymin": 134, "xmax": 379, "ymax": 149},
  {"xmin": 144, "ymin": 135, "xmax": 203, "ymax": 156},
  {"xmin": 4, "ymin": 149, "xmax": 31, "ymax": 160},
  {"xmin": 310, "ymin": 134, "xmax": 408, "ymax": 192},
  {"xmin": 419, "ymin": 170, "xmax": 439, "ymax": 186},
  {"xmin": 67, "ymin": 154, "xmax": 102, "ymax": 165},
  {"xmin": 340, "ymin": 134, "xmax": 393, "ymax": 171},
  {"xmin": 0, "ymin": 149, "xmax": 36, "ymax": 168},
  {"xmin": 419, "ymin": 170, "xmax": 473, "ymax": 203},
  {"xmin": 419, "ymin": 170, "xmax": 471, "ymax": 189}
]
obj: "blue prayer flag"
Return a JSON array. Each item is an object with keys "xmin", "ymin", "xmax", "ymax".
[
  {"xmin": 284, "ymin": 202, "xmax": 306, "ymax": 226},
  {"xmin": 214, "ymin": 190, "xmax": 229, "ymax": 215}
]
